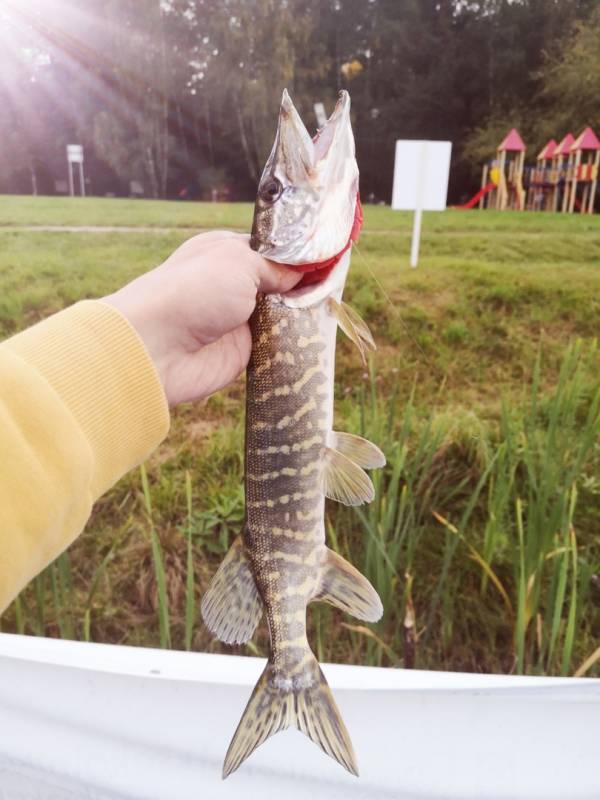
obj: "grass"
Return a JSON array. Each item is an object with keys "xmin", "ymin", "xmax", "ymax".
[
  {"xmin": 1, "ymin": 193, "xmax": 599, "ymax": 234},
  {"xmin": 0, "ymin": 195, "xmax": 599, "ymax": 676}
]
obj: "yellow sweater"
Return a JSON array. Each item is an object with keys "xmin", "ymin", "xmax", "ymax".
[{"xmin": 0, "ymin": 301, "xmax": 170, "ymax": 614}]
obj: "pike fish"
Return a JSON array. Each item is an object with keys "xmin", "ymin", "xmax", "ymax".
[{"xmin": 201, "ymin": 89, "xmax": 384, "ymax": 779}]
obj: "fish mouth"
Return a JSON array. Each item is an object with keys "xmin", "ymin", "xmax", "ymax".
[
  {"xmin": 280, "ymin": 188, "xmax": 362, "ymax": 297},
  {"xmin": 281, "ymin": 248, "xmax": 352, "ymax": 308},
  {"xmin": 251, "ymin": 89, "xmax": 358, "ymax": 266},
  {"xmin": 312, "ymin": 90, "xmax": 351, "ymax": 162}
]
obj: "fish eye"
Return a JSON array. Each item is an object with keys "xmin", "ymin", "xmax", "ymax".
[{"xmin": 259, "ymin": 177, "xmax": 283, "ymax": 204}]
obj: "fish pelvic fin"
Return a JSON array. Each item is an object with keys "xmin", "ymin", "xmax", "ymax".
[
  {"xmin": 223, "ymin": 657, "xmax": 358, "ymax": 779},
  {"xmin": 329, "ymin": 431, "xmax": 386, "ymax": 469},
  {"xmin": 314, "ymin": 547, "xmax": 383, "ymax": 623},
  {"xmin": 322, "ymin": 446, "xmax": 375, "ymax": 506},
  {"xmin": 200, "ymin": 535, "xmax": 264, "ymax": 645},
  {"xmin": 328, "ymin": 298, "xmax": 376, "ymax": 365}
]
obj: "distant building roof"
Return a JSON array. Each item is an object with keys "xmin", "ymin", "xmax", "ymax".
[
  {"xmin": 571, "ymin": 126, "xmax": 600, "ymax": 151},
  {"xmin": 554, "ymin": 133, "xmax": 574, "ymax": 156},
  {"xmin": 537, "ymin": 139, "xmax": 557, "ymax": 160},
  {"xmin": 497, "ymin": 128, "xmax": 525, "ymax": 152}
]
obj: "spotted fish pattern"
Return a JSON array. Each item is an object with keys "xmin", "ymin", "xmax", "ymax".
[{"xmin": 201, "ymin": 273, "xmax": 384, "ymax": 778}]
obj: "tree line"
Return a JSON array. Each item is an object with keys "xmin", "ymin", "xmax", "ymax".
[{"xmin": 1, "ymin": 0, "xmax": 598, "ymax": 204}]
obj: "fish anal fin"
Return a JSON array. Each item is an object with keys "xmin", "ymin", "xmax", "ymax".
[
  {"xmin": 321, "ymin": 446, "xmax": 374, "ymax": 506},
  {"xmin": 314, "ymin": 547, "xmax": 383, "ymax": 623},
  {"xmin": 200, "ymin": 536, "xmax": 263, "ymax": 645},
  {"xmin": 329, "ymin": 298, "xmax": 376, "ymax": 365},
  {"xmin": 329, "ymin": 431, "xmax": 386, "ymax": 469},
  {"xmin": 223, "ymin": 657, "xmax": 358, "ymax": 779}
]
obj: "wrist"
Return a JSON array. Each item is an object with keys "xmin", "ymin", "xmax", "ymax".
[{"xmin": 102, "ymin": 282, "xmax": 172, "ymax": 401}]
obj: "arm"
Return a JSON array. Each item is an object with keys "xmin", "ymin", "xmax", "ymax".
[{"xmin": 0, "ymin": 232, "xmax": 299, "ymax": 613}]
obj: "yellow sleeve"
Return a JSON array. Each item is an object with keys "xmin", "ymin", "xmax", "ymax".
[{"xmin": 0, "ymin": 300, "xmax": 170, "ymax": 613}]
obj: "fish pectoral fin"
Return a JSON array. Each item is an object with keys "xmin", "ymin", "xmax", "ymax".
[
  {"xmin": 200, "ymin": 535, "xmax": 263, "ymax": 645},
  {"xmin": 223, "ymin": 658, "xmax": 358, "ymax": 779},
  {"xmin": 329, "ymin": 430, "xmax": 386, "ymax": 469},
  {"xmin": 314, "ymin": 547, "xmax": 383, "ymax": 623},
  {"xmin": 321, "ymin": 446, "xmax": 375, "ymax": 506},
  {"xmin": 328, "ymin": 298, "xmax": 376, "ymax": 365}
]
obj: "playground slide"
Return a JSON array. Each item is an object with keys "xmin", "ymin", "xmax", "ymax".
[{"xmin": 456, "ymin": 181, "xmax": 495, "ymax": 209}]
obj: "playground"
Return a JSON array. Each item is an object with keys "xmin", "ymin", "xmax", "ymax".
[{"xmin": 460, "ymin": 125, "xmax": 600, "ymax": 214}]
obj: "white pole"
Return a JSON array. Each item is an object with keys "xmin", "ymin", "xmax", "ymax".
[
  {"xmin": 410, "ymin": 208, "xmax": 423, "ymax": 268},
  {"xmin": 410, "ymin": 141, "xmax": 427, "ymax": 268},
  {"xmin": 68, "ymin": 161, "xmax": 74, "ymax": 197},
  {"xmin": 79, "ymin": 162, "xmax": 85, "ymax": 197}
]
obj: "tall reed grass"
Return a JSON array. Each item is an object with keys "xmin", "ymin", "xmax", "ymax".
[
  {"xmin": 323, "ymin": 341, "xmax": 600, "ymax": 675},
  {"xmin": 4, "ymin": 343, "xmax": 599, "ymax": 676}
]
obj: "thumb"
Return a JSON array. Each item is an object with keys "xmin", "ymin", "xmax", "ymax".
[{"xmin": 251, "ymin": 254, "xmax": 304, "ymax": 295}]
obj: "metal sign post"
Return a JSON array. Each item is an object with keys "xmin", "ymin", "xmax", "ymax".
[
  {"xmin": 409, "ymin": 142, "xmax": 426, "ymax": 268},
  {"xmin": 392, "ymin": 140, "xmax": 452, "ymax": 268},
  {"xmin": 66, "ymin": 144, "xmax": 85, "ymax": 197}
]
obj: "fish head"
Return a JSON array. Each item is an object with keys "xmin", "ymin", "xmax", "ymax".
[{"xmin": 250, "ymin": 89, "xmax": 359, "ymax": 285}]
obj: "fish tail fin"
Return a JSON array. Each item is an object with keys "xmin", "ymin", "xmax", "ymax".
[
  {"xmin": 295, "ymin": 658, "xmax": 359, "ymax": 776},
  {"xmin": 222, "ymin": 657, "xmax": 358, "ymax": 779}
]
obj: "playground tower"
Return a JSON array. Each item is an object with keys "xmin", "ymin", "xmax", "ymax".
[
  {"xmin": 550, "ymin": 133, "xmax": 574, "ymax": 212},
  {"xmin": 565, "ymin": 127, "xmax": 600, "ymax": 214},
  {"xmin": 527, "ymin": 139, "xmax": 556, "ymax": 211},
  {"xmin": 496, "ymin": 128, "xmax": 525, "ymax": 210}
]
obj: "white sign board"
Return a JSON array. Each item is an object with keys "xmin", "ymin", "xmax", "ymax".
[
  {"xmin": 66, "ymin": 144, "xmax": 84, "ymax": 164},
  {"xmin": 392, "ymin": 140, "xmax": 452, "ymax": 210},
  {"xmin": 391, "ymin": 139, "xmax": 452, "ymax": 266}
]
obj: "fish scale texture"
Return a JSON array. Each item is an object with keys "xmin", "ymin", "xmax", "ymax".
[{"xmin": 245, "ymin": 295, "xmax": 331, "ymax": 676}]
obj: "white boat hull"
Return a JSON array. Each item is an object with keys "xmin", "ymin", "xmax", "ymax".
[{"xmin": 0, "ymin": 634, "xmax": 598, "ymax": 799}]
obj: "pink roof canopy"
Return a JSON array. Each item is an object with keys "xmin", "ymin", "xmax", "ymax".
[
  {"xmin": 571, "ymin": 126, "xmax": 600, "ymax": 151},
  {"xmin": 497, "ymin": 128, "xmax": 525, "ymax": 152},
  {"xmin": 554, "ymin": 133, "xmax": 574, "ymax": 156},
  {"xmin": 537, "ymin": 139, "xmax": 557, "ymax": 160}
]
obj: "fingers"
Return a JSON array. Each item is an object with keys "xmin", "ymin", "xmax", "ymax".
[
  {"xmin": 166, "ymin": 324, "xmax": 252, "ymax": 406},
  {"xmin": 190, "ymin": 230, "xmax": 241, "ymax": 245},
  {"xmin": 161, "ymin": 230, "xmax": 242, "ymax": 265},
  {"xmin": 190, "ymin": 233, "xmax": 302, "ymax": 294},
  {"xmin": 221, "ymin": 237, "xmax": 302, "ymax": 294},
  {"xmin": 253, "ymin": 257, "xmax": 303, "ymax": 295},
  {"xmin": 162, "ymin": 231, "xmax": 302, "ymax": 295}
]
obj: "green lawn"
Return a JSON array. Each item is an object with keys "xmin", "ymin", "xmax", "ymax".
[
  {"xmin": 1, "ymin": 192, "xmax": 599, "ymax": 233},
  {"xmin": 1, "ymin": 196, "xmax": 599, "ymax": 676}
]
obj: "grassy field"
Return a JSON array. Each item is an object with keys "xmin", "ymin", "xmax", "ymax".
[{"xmin": 0, "ymin": 195, "xmax": 599, "ymax": 676}]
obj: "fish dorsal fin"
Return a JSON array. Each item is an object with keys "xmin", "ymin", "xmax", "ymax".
[
  {"xmin": 328, "ymin": 298, "xmax": 376, "ymax": 365},
  {"xmin": 321, "ymin": 446, "xmax": 374, "ymax": 506},
  {"xmin": 329, "ymin": 431, "xmax": 386, "ymax": 469},
  {"xmin": 314, "ymin": 547, "xmax": 383, "ymax": 622},
  {"xmin": 200, "ymin": 535, "xmax": 264, "ymax": 645}
]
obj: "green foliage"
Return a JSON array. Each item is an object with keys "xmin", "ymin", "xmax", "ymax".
[
  {"xmin": 331, "ymin": 345, "xmax": 600, "ymax": 676},
  {"xmin": 537, "ymin": 6, "xmax": 600, "ymax": 139},
  {"xmin": 1, "ymin": 1, "xmax": 597, "ymax": 201},
  {"xmin": 140, "ymin": 464, "xmax": 172, "ymax": 649},
  {"xmin": 465, "ymin": 3, "xmax": 600, "ymax": 171}
]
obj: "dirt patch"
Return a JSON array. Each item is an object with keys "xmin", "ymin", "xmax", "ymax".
[{"xmin": 187, "ymin": 419, "xmax": 222, "ymax": 442}]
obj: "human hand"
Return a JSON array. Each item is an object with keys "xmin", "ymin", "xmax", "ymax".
[{"xmin": 103, "ymin": 231, "xmax": 301, "ymax": 406}]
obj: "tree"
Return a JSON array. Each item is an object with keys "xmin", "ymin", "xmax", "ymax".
[
  {"xmin": 1, "ymin": 0, "xmax": 598, "ymax": 201},
  {"xmin": 537, "ymin": 6, "xmax": 600, "ymax": 139}
]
